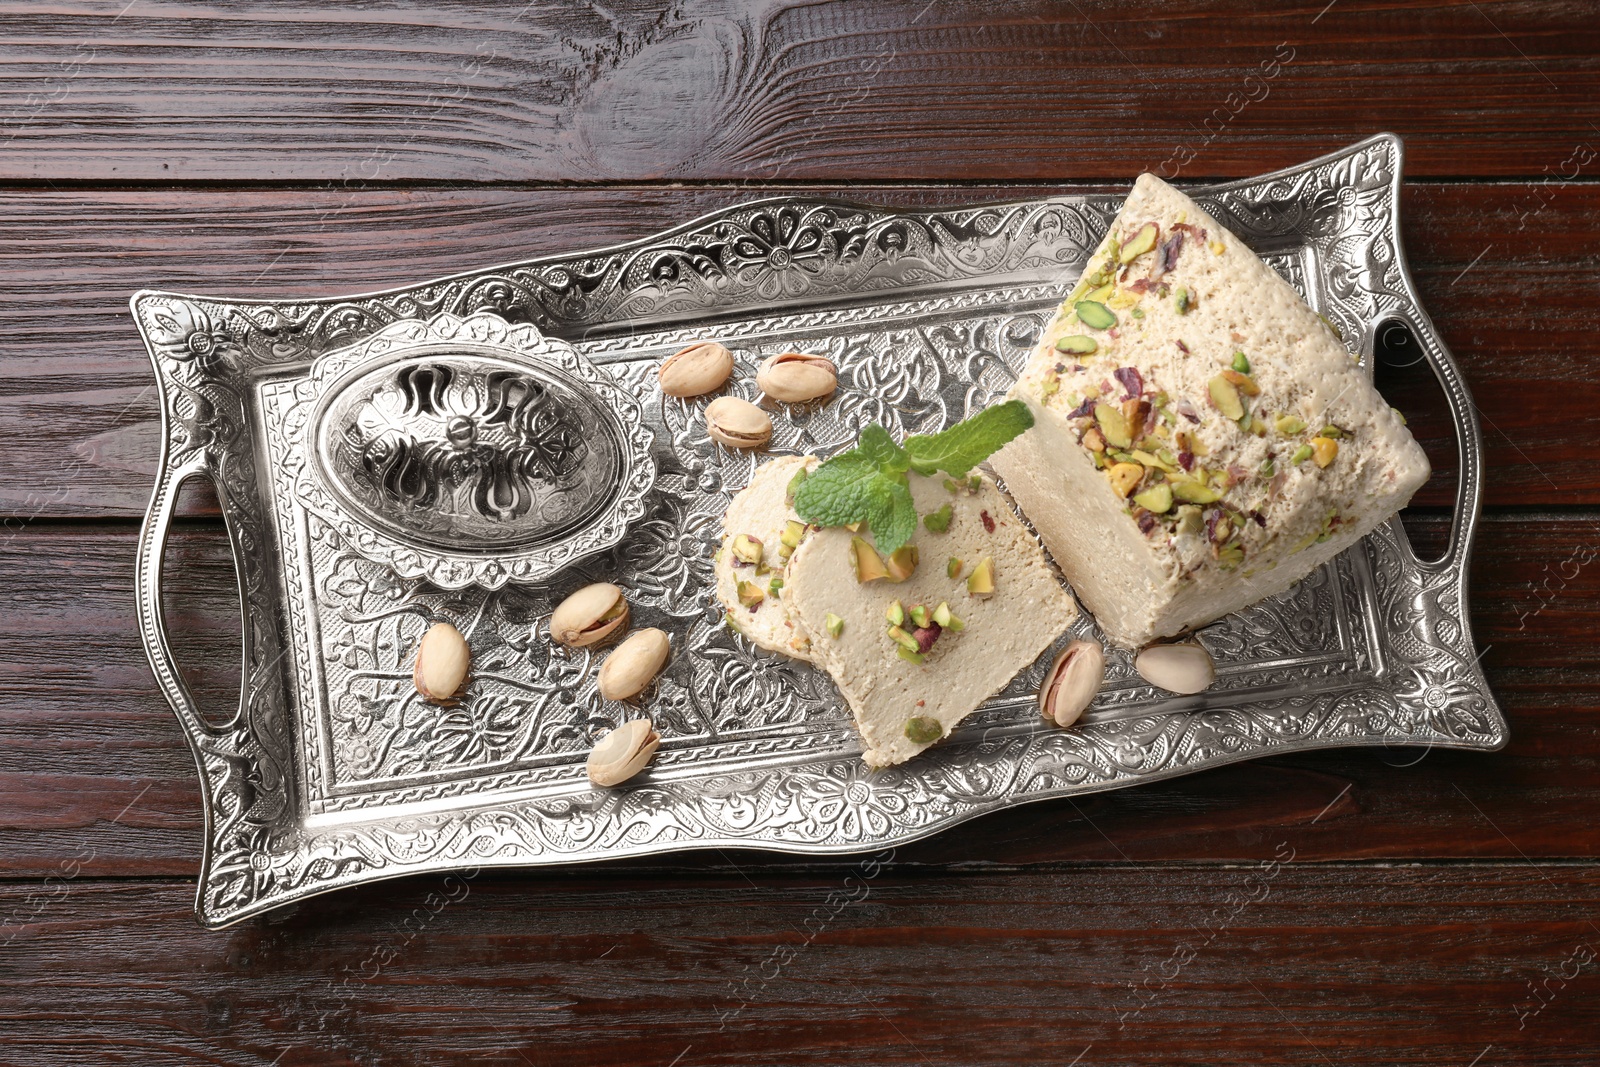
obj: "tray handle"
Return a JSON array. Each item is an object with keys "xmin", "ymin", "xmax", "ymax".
[
  {"xmin": 135, "ymin": 454, "xmax": 227, "ymax": 743},
  {"xmin": 1377, "ymin": 302, "xmax": 1483, "ymax": 578}
]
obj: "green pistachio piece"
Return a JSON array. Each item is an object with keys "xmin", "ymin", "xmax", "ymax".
[
  {"xmin": 1174, "ymin": 288, "xmax": 1194, "ymax": 315},
  {"xmin": 1275, "ymin": 414, "xmax": 1306, "ymax": 435},
  {"xmin": 923, "ymin": 503, "xmax": 953, "ymax": 534},
  {"xmin": 825, "ymin": 613, "xmax": 844, "ymax": 638},
  {"xmin": 898, "ymin": 647, "xmax": 926, "ymax": 666},
  {"xmin": 1231, "ymin": 351, "xmax": 1250, "ymax": 373},
  {"xmin": 887, "ymin": 625, "xmax": 921, "ymax": 653},
  {"xmin": 732, "ymin": 533, "xmax": 764, "ymax": 565},
  {"xmin": 1133, "ymin": 484, "xmax": 1174, "ymax": 514},
  {"xmin": 768, "ymin": 577, "xmax": 784, "ymax": 596},
  {"xmin": 1318, "ymin": 425, "xmax": 1344, "ymax": 439},
  {"xmin": 785, "ymin": 466, "xmax": 809, "ymax": 505},
  {"xmin": 886, "ymin": 600, "xmax": 906, "ymax": 626},
  {"xmin": 1055, "ymin": 334, "xmax": 1099, "ymax": 355},
  {"xmin": 1119, "ymin": 222, "xmax": 1160, "ymax": 263},
  {"xmin": 1039, "ymin": 375, "xmax": 1060, "ymax": 399},
  {"xmin": 736, "ymin": 580, "xmax": 765, "ymax": 608},
  {"xmin": 1171, "ymin": 480, "xmax": 1223, "ymax": 504},
  {"xmin": 1094, "ymin": 402, "xmax": 1133, "ymax": 449},
  {"xmin": 1207, "ymin": 375, "xmax": 1244, "ymax": 420},
  {"xmin": 1175, "ymin": 504, "xmax": 1204, "ymax": 536},
  {"xmin": 1260, "ymin": 458, "xmax": 1275, "ymax": 476},
  {"xmin": 903, "ymin": 716, "xmax": 944, "ymax": 743},
  {"xmin": 1075, "ymin": 300, "xmax": 1117, "ymax": 330},
  {"xmin": 1131, "ymin": 306, "xmax": 1145, "ymax": 320},
  {"xmin": 946, "ymin": 557, "xmax": 963, "ymax": 580},
  {"xmin": 1291, "ymin": 444, "xmax": 1314, "ymax": 465},
  {"xmin": 909, "ymin": 604, "xmax": 932, "ymax": 629}
]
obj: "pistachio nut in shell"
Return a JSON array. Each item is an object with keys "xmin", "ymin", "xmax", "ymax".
[
  {"xmin": 586, "ymin": 718, "xmax": 661, "ymax": 787},
  {"xmin": 550, "ymin": 583, "xmax": 630, "ymax": 649},
  {"xmin": 413, "ymin": 622, "xmax": 470, "ymax": 704},
  {"xmin": 658, "ymin": 340, "xmax": 734, "ymax": 398},
  {"xmin": 597, "ymin": 627, "xmax": 671, "ymax": 701},
  {"xmin": 704, "ymin": 396, "xmax": 772, "ymax": 450},
  {"xmin": 1134, "ymin": 641, "xmax": 1216, "ymax": 695},
  {"xmin": 756, "ymin": 351, "xmax": 837, "ymax": 403},
  {"xmin": 1038, "ymin": 639, "xmax": 1105, "ymax": 728}
]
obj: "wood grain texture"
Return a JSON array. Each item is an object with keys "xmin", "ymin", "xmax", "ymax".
[
  {"xmin": 0, "ymin": 868, "xmax": 1598, "ymax": 1065},
  {"xmin": 2, "ymin": 180, "xmax": 1596, "ymax": 519},
  {"xmin": 1, "ymin": 0, "xmax": 1596, "ymax": 182},
  {"xmin": 0, "ymin": 513, "xmax": 1590, "ymax": 877}
]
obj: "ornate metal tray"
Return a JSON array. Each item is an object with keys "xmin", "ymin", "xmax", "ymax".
[{"xmin": 133, "ymin": 134, "xmax": 1503, "ymax": 928}]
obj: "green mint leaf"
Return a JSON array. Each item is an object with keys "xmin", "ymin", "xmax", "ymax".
[
  {"xmin": 866, "ymin": 476, "xmax": 918, "ymax": 555},
  {"xmin": 903, "ymin": 400, "xmax": 1034, "ymax": 477},
  {"xmin": 857, "ymin": 423, "xmax": 908, "ymax": 472},
  {"xmin": 792, "ymin": 451, "xmax": 882, "ymax": 528}
]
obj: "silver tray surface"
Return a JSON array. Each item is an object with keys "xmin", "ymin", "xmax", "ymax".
[{"xmin": 132, "ymin": 134, "xmax": 1504, "ymax": 929}]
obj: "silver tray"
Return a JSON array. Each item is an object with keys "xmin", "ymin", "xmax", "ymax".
[{"xmin": 132, "ymin": 134, "xmax": 1504, "ymax": 929}]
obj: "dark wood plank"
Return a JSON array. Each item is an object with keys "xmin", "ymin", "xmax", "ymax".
[
  {"xmin": 0, "ymin": 513, "xmax": 1592, "ymax": 878},
  {"xmin": 1, "ymin": 179, "xmax": 1595, "ymax": 519},
  {"xmin": 1, "ymin": 0, "xmax": 1596, "ymax": 182},
  {"xmin": 0, "ymin": 867, "xmax": 1597, "ymax": 1065}
]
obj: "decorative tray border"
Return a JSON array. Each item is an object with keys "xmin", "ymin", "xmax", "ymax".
[{"xmin": 131, "ymin": 134, "xmax": 1503, "ymax": 928}]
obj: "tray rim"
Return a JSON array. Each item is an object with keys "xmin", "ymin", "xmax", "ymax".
[{"xmin": 130, "ymin": 133, "xmax": 1505, "ymax": 929}]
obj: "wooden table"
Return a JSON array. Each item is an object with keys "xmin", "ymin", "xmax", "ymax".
[{"xmin": 2, "ymin": 1, "xmax": 1597, "ymax": 1062}]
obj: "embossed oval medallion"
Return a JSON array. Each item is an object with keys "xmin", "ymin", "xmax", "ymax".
[{"xmin": 314, "ymin": 350, "xmax": 625, "ymax": 552}]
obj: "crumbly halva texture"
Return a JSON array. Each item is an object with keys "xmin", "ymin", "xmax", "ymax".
[
  {"xmin": 992, "ymin": 173, "xmax": 1430, "ymax": 648},
  {"xmin": 714, "ymin": 455, "xmax": 821, "ymax": 661},
  {"xmin": 786, "ymin": 472, "xmax": 1077, "ymax": 768}
]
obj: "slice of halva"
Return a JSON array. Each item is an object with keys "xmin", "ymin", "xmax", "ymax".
[
  {"xmin": 991, "ymin": 173, "xmax": 1430, "ymax": 648},
  {"xmin": 714, "ymin": 455, "xmax": 821, "ymax": 662},
  {"xmin": 786, "ymin": 472, "xmax": 1077, "ymax": 768}
]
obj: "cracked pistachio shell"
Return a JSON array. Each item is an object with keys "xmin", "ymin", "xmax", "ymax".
[
  {"xmin": 550, "ymin": 583, "xmax": 630, "ymax": 648},
  {"xmin": 413, "ymin": 622, "xmax": 470, "ymax": 704},
  {"xmin": 658, "ymin": 341, "xmax": 735, "ymax": 398},
  {"xmin": 1039, "ymin": 639, "xmax": 1105, "ymax": 728},
  {"xmin": 756, "ymin": 351, "xmax": 837, "ymax": 403},
  {"xmin": 1134, "ymin": 641, "xmax": 1216, "ymax": 695},
  {"xmin": 586, "ymin": 718, "xmax": 661, "ymax": 787},
  {"xmin": 705, "ymin": 396, "xmax": 772, "ymax": 449},
  {"xmin": 597, "ymin": 628, "xmax": 671, "ymax": 702}
]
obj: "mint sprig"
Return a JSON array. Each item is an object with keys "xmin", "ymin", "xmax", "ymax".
[{"xmin": 793, "ymin": 400, "xmax": 1033, "ymax": 554}]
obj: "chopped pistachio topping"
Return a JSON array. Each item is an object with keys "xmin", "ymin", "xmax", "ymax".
[
  {"xmin": 1174, "ymin": 287, "xmax": 1194, "ymax": 315},
  {"xmin": 1055, "ymin": 334, "xmax": 1098, "ymax": 355},
  {"xmin": 785, "ymin": 465, "xmax": 809, "ymax": 505},
  {"xmin": 767, "ymin": 577, "xmax": 784, "ymax": 596},
  {"xmin": 850, "ymin": 536, "xmax": 889, "ymax": 582},
  {"xmin": 825, "ymin": 613, "xmax": 844, "ymax": 638},
  {"xmin": 908, "ymin": 604, "xmax": 931, "ymax": 629},
  {"xmin": 887, "ymin": 625, "xmax": 921, "ymax": 653},
  {"xmin": 903, "ymin": 716, "xmax": 944, "ymax": 743},
  {"xmin": 1171, "ymin": 479, "xmax": 1222, "ymax": 504},
  {"xmin": 1312, "ymin": 436, "xmax": 1339, "ymax": 468},
  {"xmin": 897, "ymin": 647, "xmax": 926, "ymax": 666},
  {"xmin": 1133, "ymin": 484, "xmax": 1173, "ymax": 514},
  {"xmin": 966, "ymin": 556, "xmax": 996, "ymax": 597},
  {"xmin": 736, "ymin": 580, "xmax": 765, "ymax": 608},
  {"xmin": 731, "ymin": 533, "xmax": 763, "ymax": 565},
  {"xmin": 885, "ymin": 600, "xmax": 906, "ymax": 626},
  {"xmin": 1290, "ymin": 444, "xmax": 1314, "ymax": 465},
  {"xmin": 946, "ymin": 557, "xmax": 963, "ymax": 580},
  {"xmin": 1275, "ymin": 414, "xmax": 1306, "ymax": 435},
  {"xmin": 1119, "ymin": 222, "xmax": 1160, "ymax": 263},
  {"xmin": 884, "ymin": 544, "xmax": 919, "ymax": 583},
  {"xmin": 923, "ymin": 503, "xmax": 953, "ymax": 534},
  {"xmin": 1207, "ymin": 375, "xmax": 1244, "ymax": 420},
  {"xmin": 1231, "ymin": 351, "xmax": 1251, "ymax": 373},
  {"xmin": 1075, "ymin": 300, "xmax": 1117, "ymax": 330}
]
